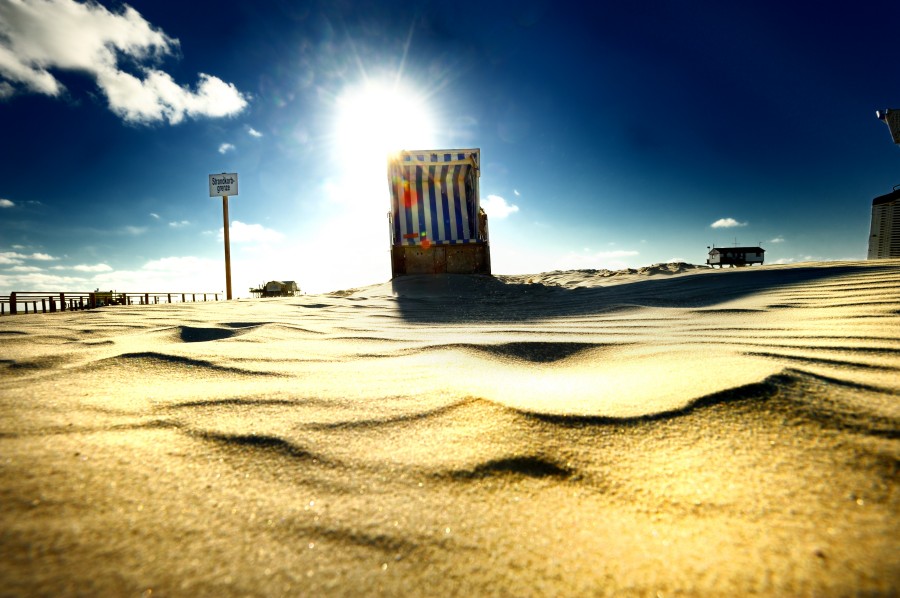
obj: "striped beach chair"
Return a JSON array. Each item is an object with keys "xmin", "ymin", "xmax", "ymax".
[{"xmin": 387, "ymin": 149, "xmax": 491, "ymax": 276}]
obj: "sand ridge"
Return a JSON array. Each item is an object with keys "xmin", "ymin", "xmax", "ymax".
[{"xmin": 0, "ymin": 261, "xmax": 898, "ymax": 596}]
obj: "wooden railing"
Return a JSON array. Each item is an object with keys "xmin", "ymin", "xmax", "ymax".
[{"xmin": 0, "ymin": 291, "xmax": 221, "ymax": 316}]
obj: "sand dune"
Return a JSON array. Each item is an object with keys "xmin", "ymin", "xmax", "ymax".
[{"xmin": 1, "ymin": 261, "xmax": 898, "ymax": 596}]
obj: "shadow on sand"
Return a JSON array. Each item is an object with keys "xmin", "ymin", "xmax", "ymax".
[{"xmin": 388, "ymin": 264, "xmax": 886, "ymax": 324}]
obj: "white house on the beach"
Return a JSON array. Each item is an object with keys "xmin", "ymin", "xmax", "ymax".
[{"xmin": 706, "ymin": 246, "xmax": 765, "ymax": 267}]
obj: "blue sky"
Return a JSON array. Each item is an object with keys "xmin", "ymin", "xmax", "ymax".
[{"xmin": 1, "ymin": 0, "xmax": 899, "ymax": 295}]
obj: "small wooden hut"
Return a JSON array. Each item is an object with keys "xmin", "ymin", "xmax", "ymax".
[{"xmin": 250, "ymin": 281, "xmax": 300, "ymax": 298}]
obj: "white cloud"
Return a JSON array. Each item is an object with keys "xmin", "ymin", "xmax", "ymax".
[
  {"xmin": 0, "ymin": 198, "xmax": 13, "ymax": 208},
  {"xmin": 0, "ymin": 255, "xmax": 226, "ymax": 294},
  {"xmin": 0, "ymin": 0, "xmax": 248, "ymax": 124},
  {"xmin": 481, "ymin": 194, "xmax": 520, "ymax": 219},
  {"xmin": 0, "ymin": 271, "xmax": 87, "ymax": 291},
  {"xmin": 219, "ymin": 221, "xmax": 284, "ymax": 243},
  {"xmin": 218, "ymin": 142, "xmax": 235, "ymax": 154},
  {"xmin": 101, "ymin": 255, "xmax": 224, "ymax": 293},
  {"xmin": 711, "ymin": 217, "xmax": 747, "ymax": 228},
  {"xmin": 73, "ymin": 263, "xmax": 113, "ymax": 273},
  {"xmin": 513, "ymin": 189, "xmax": 520, "ymax": 196},
  {"xmin": 150, "ymin": 212, "xmax": 160, "ymax": 219},
  {"xmin": 7, "ymin": 265, "xmax": 42, "ymax": 272},
  {"xmin": 169, "ymin": 220, "xmax": 190, "ymax": 228},
  {"xmin": 0, "ymin": 251, "xmax": 58, "ymax": 264},
  {"xmin": 0, "ymin": 252, "xmax": 26, "ymax": 265},
  {"xmin": 248, "ymin": 127, "xmax": 263, "ymax": 138},
  {"xmin": 769, "ymin": 236, "xmax": 785, "ymax": 243},
  {"xmin": 123, "ymin": 226, "xmax": 147, "ymax": 235}
]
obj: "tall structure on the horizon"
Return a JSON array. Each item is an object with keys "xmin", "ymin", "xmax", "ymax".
[
  {"xmin": 870, "ymin": 110, "xmax": 900, "ymax": 259},
  {"xmin": 867, "ymin": 187, "xmax": 900, "ymax": 259}
]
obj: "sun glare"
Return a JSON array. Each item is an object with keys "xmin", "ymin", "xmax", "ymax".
[{"xmin": 333, "ymin": 81, "xmax": 436, "ymax": 166}]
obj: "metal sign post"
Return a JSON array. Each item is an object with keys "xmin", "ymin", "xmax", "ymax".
[
  {"xmin": 222, "ymin": 195, "xmax": 232, "ymax": 300},
  {"xmin": 209, "ymin": 173, "xmax": 239, "ymax": 300}
]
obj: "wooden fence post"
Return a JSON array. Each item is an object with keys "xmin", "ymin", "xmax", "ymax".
[
  {"xmin": 9, "ymin": 293, "xmax": 16, "ymax": 315},
  {"xmin": 60, "ymin": 293, "xmax": 66, "ymax": 312}
]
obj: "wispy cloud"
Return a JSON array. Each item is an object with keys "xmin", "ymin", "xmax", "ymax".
[
  {"xmin": 219, "ymin": 221, "xmax": 284, "ymax": 243},
  {"xmin": 0, "ymin": 255, "xmax": 224, "ymax": 295},
  {"xmin": 218, "ymin": 143, "xmax": 235, "ymax": 154},
  {"xmin": 0, "ymin": 0, "xmax": 249, "ymax": 124},
  {"xmin": 150, "ymin": 213, "xmax": 160, "ymax": 220},
  {"xmin": 169, "ymin": 220, "xmax": 190, "ymax": 228},
  {"xmin": 0, "ymin": 251, "xmax": 58, "ymax": 265},
  {"xmin": 711, "ymin": 217, "xmax": 747, "ymax": 228},
  {"xmin": 769, "ymin": 236, "xmax": 785, "ymax": 243},
  {"xmin": 0, "ymin": 271, "xmax": 86, "ymax": 291},
  {"xmin": 7, "ymin": 265, "xmax": 42, "ymax": 272},
  {"xmin": 513, "ymin": 189, "xmax": 520, "ymax": 196},
  {"xmin": 73, "ymin": 263, "xmax": 113, "ymax": 273},
  {"xmin": 123, "ymin": 226, "xmax": 147, "ymax": 235},
  {"xmin": 0, "ymin": 252, "xmax": 25, "ymax": 265},
  {"xmin": 481, "ymin": 194, "xmax": 520, "ymax": 219},
  {"xmin": 0, "ymin": 198, "xmax": 13, "ymax": 208},
  {"xmin": 248, "ymin": 127, "xmax": 263, "ymax": 138}
]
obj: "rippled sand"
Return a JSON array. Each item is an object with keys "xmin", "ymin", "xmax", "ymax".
[{"xmin": 1, "ymin": 261, "xmax": 898, "ymax": 596}]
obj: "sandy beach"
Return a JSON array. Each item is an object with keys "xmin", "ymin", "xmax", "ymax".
[{"xmin": 1, "ymin": 260, "xmax": 898, "ymax": 596}]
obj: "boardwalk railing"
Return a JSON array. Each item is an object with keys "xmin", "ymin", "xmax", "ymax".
[{"xmin": 0, "ymin": 291, "xmax": 221, "ymax": 316}]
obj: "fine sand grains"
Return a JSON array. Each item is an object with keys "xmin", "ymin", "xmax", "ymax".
[{"xmin": 1, "ymin": 261, "xmax": 898, "ymax": 596}]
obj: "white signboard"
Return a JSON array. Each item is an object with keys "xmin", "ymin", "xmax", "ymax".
[{"xmin": 209, "ymin": 173, "xmax": 239, "ymax": 197}]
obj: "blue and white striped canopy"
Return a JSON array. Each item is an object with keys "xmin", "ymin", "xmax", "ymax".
[{"xmin": 388, "ymin": 149, "xmax": 480, "ymax": 246}]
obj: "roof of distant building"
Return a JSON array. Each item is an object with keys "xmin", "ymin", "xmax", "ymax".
[
  {"xmin": 873, "ymin": 188, "xmax": 900, "ymax": 206},
  {"xmin": 709, "ymin": 246, "xmax": 765, "ymax": 253}
]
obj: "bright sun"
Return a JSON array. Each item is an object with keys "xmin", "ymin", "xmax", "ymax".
[{"xmin": 333, "ymin": 81, "xmax": 436, "ymax": 165}]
